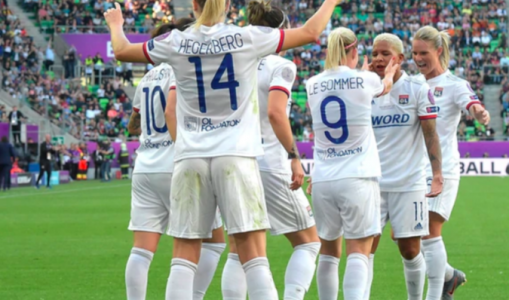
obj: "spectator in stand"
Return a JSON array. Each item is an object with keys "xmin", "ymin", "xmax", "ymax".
[{"xmin": 8, "ymin": 106, "xmax": 24, "ymax": 145}]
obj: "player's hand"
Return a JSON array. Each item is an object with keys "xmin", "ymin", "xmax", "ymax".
[
  {"xmin": 425, "ymin": 175, "xmax": 444, "ymax": 198},
  {"xmin": 384, "ymin": 57, "xmax": 399, "ymax": 78},
  {"xmin": 104, "ymin": 2, "xmax": 124, "ymax": 29},
  {"xmin": 475, "ymin": 108, "xmax": 491, "ymax": 125},
  {"xmin": 290, "ymin": 159, "xmax": 304, "ymax": 190},
  {"xmin": 361, "ymin": 55, "xmax": 373, "ymax": 71},
  {"xmin": 306, "ymin": 177, "xmax": 312, "ymax": 195}
]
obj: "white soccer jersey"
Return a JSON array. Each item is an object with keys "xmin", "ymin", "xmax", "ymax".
[
  {"xmin": 417, "ymin": 70, "xmax": 481, "ymax": 179},
  {"xmin": 132, "ymin": 63, "xmax": 175, "ymax": 173},
  {"xmin": 142, "ymin": 24, "xmax": 285, "ymax": 161},
  {"xmin": 372, "ymin": 72, "xmax": 438, "ymax": 191},
  {"xmin": 306, "ymin": 66, "xmax": 384, "ymax": 183},
  {"xmin": 256, "ymin": 55, "xmax": 297, "ymax": 174}
]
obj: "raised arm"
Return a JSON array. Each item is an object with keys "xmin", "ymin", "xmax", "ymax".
[
  {"xmin": 104, "ymin": 3, "xmax": 149, "ymax": 63},
  {"xmin": 281, "ymin": 0, "xmax": 340, "ymax": 51}
]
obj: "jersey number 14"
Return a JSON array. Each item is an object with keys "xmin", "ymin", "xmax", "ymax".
[{"xmin": 189, "ymin": 53, "xmax": 240, "ymax": 113}]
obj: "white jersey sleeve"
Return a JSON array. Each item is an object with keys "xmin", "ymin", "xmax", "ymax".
[
  {"xmin": 256, "ymin": 55, "xmax": 296, "ymax": 173},
  {"xmin": 364, "ymin": 71, "xmax": 385, "ymax": 97},
  {"xmin": 307, "ymin": 66, "xmax": 381, "ymax": 183},
  {"xmin": 454, "ymin": 82, "xmax": 482, "ymax": 113},
  {"xmin": 417, "ymin": 82, "xmax": 438, "ymax": 119},
  {"xmin": 246, "ymin": 26, "xmax": 285, "ymax": 58},
  {"xmin": 141, "ymin": 24, "xmax": 285, "ymax": 161},
  {"xmin": 132, "ymin": 63, "xmax": 175, "ymax": 174}
]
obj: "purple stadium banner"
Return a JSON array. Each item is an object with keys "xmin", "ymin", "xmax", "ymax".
[
  {"xmin": 60, "ymin": 34, "xmax": 151, "ymax": 63},
  {"xmin": 87, "ymin": 141, "xmax": 509, "ymax": 165},
  {"xmin": 59, "ymin": 171, "xmax": 70, "ymax": 184},
  {"xmin": 0, "ymin": 122, "xmax": 39, "ymax": 142},
  {"xmin": 10, "ymin": 173, "xmax": 18, "ymax": 187}
]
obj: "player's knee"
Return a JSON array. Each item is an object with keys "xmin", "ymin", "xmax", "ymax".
[
  {"xmin": 398, "ymin": 238, "xmax": 421, "ymax": 259},
  {"xmin": 285, "ymin": 226, "xmax": 320, "ymax": 247},
  {"xmin": 319, "ymin": 238, "xmax": 342, "ymax": 258}
]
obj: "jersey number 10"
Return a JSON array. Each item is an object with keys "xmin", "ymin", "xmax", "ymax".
[
  {"xmin": 142, "ymin": 85, "xmax": 168, "ymax": 135},
  {"xmin": 189, "ymin": 53, "xmax": 240, "ymax": 113},
  {"xmin": 320, "ymin": 96, "xmax": 349, "ymax": 144}
]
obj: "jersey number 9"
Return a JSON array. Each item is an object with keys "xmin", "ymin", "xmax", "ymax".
[
  {"xmin": 320, "ymin": 96, "xmax": 349, "ymax": 144},
  {"xmin": 189, "ymin": 53, "xmax": 240, "ymax": 113},
  {"xmin": 142, "ymin": 85, "xmax": 167, "ymax": 135}
]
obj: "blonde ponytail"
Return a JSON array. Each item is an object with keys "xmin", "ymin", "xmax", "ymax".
[
  {"xmin": 414, "ymin": 26, "xmax": 451, "ymax": 70},
  {"xmin": 325, "ymin": 27, "xmax": 357, "ymax": 70},
  {"xmin": 195, "ymin": 0, "xmax": 225, "ymax": 28},
  {"xmin": 438, "ymin": 31, "xmax": 451, "ymax": 70}
]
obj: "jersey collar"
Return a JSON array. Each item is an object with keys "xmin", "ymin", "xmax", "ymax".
[{"xmin": 426, "ymin": 70, "xmax": 450, "ymax": 84}]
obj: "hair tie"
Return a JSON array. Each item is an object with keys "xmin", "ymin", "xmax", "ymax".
[
  {"xmin": 278, "ymin": 11, "xmax": 288, "ymax": 28},
  {"xmin": 344, "ymin": 38, "xmax": 358, "ymax": 49}
]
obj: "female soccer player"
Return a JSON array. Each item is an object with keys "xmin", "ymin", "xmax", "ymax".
[
  {"xmin": 364, "ymin": 33, "xmax": 443, "ymax": 300},
  {"xmin": 412, "ymin": 26, "xmax": 490, "ymax": 300},
  {"xmin": 105, "ymin": 0, "xmax": 341, "ymax": 297},
  {"xmin": 126, "ymin": 19, "xmax": 226, "ymax": 300},
  {"xmin": 221, "ymin": 3, "xmax": 320, "ymax": 300},
  {"xmin": 306, "ymin": 27, "xmax": 398, "ymax": 300}
]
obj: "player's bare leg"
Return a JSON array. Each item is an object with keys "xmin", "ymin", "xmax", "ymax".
[
  {"xmin": 194, "ymin": 226, "xmax": 226, "ymax": 300},
  {"xmin": 222, "ymin": 235, "xmax": 247, "ymax": 300},
  {"xmin": 282, "ymin": 226, "xmax": 321, "ymax": 300},
  {"xmin": 343, "ymin": 236, "xmax": 374, "ymax": 300},
  {"xmin": 317, "ymin": 237, "xmax": 342, "ymax": 300},
  {"xmin": 126, "ymin": 231, "xmax": 161, "ymax": 300}
]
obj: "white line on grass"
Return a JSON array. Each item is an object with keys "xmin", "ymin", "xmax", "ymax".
[{"xmin": 0, "ymin": 183, "xmax": 131, "ymax": 199}]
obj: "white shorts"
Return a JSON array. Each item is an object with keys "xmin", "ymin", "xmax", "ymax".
[
  {"xmin": 128, "ymin": 173, "xmax": 222, "ymax": 235},
  {"xmin": 168, "ymin": 156, "xmax": 269, "ymax": 239},
  {"xmin": 312, "ymin": 177, "xmax": 381, "ymax": 240},
  {"xmin": 380, "ymin": 190, "xmax": 429, "ymax": 239},
  {"xmin": 427, "ymin": 178, "xmax": 459, "ymax": 221},
  {"xmin": 261, "ymin": 171, "xmax": 315, "ymax": 235}
]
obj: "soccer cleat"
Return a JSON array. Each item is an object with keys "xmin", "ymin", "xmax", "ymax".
[{"xmin": 442, "ymin": 269, "xmax": 467, "ymax": 300}]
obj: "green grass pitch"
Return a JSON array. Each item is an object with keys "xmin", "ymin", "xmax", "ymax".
[{"xmin": 1, "ymin": 177, "xmax": 508, "ymax": 299}]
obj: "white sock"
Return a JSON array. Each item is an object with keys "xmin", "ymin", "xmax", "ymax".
[
  {"xmin": 316, "ymin": 255, "xmax": 340, "ymax": 300},
  {"xmin": 243, "ymin": 257, "xmax": 278, "ymax": 300},
  {"xmin": 193, "ymin": 243, "xmax": 226, "ymax": 300},
  {"xmin": 284, "ymin": 242, "xmax": 320, "ymax": 300},
  {"xmin": 222, "ymin": 253, "xmax": 247, "ymax": 300},
  {"xmin": 363, "ymin": 254, "xmax": 375, "ymax": 300},
  {"xmin": 422, "ymin": 237, "xmax": 447, "ymax": 300},
  {"xmin": 165, "ymin": 258, "xmax": 197, "ymax": 300},
  {"xmin": 343, "ymin": 253, "xmax": 369, "ymax": 300},
  {"xmin": 125, "ymin": 247, "xmax": 154, "ymax": 300},
  {"xmin": 444, "ymin": 263, "xmax": 455, "ymax": 281},
  {"xmin": 403, "ymin": 253, "xmax": 426, "ymax": 300}
]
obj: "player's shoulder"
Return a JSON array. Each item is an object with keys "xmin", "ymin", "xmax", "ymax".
[
  {"xmin": 140, "ymin": 63, "xmax": 173, "ymax": 83},
  {"xmin": 244, "ymin": 24, "xmax": 278, "ymax": 34},
  {"xmin": 267, "ymin": 55, "xmax": 296, "ymax": 69},
  {"xmin": 404, "ymin": 73, "xmax": 430, "ymax": 91}
]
